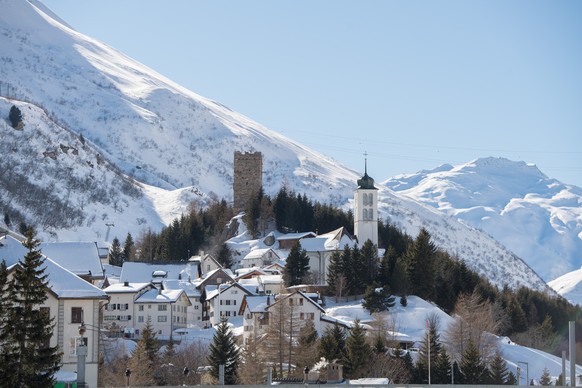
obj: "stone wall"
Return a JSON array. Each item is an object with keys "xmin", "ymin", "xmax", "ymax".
[{"xmin": 233, "ymin": 151, "xmax": 262, "ymax": 212}]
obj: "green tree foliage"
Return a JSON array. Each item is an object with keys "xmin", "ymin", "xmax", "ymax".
[
  {"xmin": 360, "ymin": 239, "xmax": 378, "ymax": 284},
  {"xmin": 343, "ymin": 320, "xmax": 372, "ymax": 379},
  {"xmin": 319, "ymin": 323, "xmax": 346, "ymax": 362},
  {"xmin": 539, "ymin": 367, "xmax": 552, "ymax": 386},
  {"xmin": 283, "ymin": 243, "xmax": 310, "ymax": 287},
  {"xmin": 128, "ymin": 317, "xmax": 158, "ymax": 386},
  {"xmin": 109, "ymin": 237, "xmax": 124, "ymax": 266},
  {"xmin": 362, "ymin": 284, "xmax": 395, "ymax": 314},
  {"xmin": 123, "ymin": 233, "xmax": 134, "ymax": 261},
  {"xmin": 459, "ymin": 340, "xmax": 487, "ymax": 384},
  {"xmin": 2, "ymin": 229, "xmax": 61, "ymax": 387},
  {"xmin": 405, "ymin": 228, "xmax": 437, "ymax": 300},
  {"xmin": 488, "ymin": 351, "xmax": 510, "ymax": 384},
  {"xmin": 216, "ymin": 243, "xmax": 233, "ymax": 269},
  {"xmin": 433, "ymin": 348, "xmax": 452, "ymax": 384},
  {"xmin": 416, "ymin": 314, "xmax": 442, "ymax": 384},
  {"xmin": 9, "ymin": 105, "xmax": 23, "ymax": 129},
  {"xmin": 243, "ymin": 190, "xmax": 262, "ymax": 238},
  {"xmin": 208, "ymin": 318, "xmax": 240, "ymax": 385}
]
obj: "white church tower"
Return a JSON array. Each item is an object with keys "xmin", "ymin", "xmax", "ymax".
[{"xmin": 354, "ymin": 158, "xmax": 378, "ymax": 247}]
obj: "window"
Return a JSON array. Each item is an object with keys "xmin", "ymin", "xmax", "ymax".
[
  {"xmin": 138, "ymin": 316, "xmax": 144, "ymax": 323},
  {"xmin": 225, "ymin": 300, "xmax": 231, "ymax": 306},
  {"xmin": 158, "ymin": 316, "xmax": 167, "ymax": 322},
  {"xmin": 363, "ymin": 193, "xmax": 369, "ymax": 206},
  {"xmin": 300, "ymin": 313, "xmax": 305, "ymax": 320},
  {"xmin": 194, "ymin": 305, "xmax": 199, "ymax": 310},
  {"xmin": 139, "ymin": 305, "xmax": 144, "ymax": 311},
  {"xmin": 363, "ymin": 209, "xmax": 368, "ymax": 220},
  {"xmin": 158, "ymin": 305, "xmax": 167, "ymax": 311},
  {"xmin": 71, "ymin": 307, "xmax": 83, "ymax": 323},
  {"xmin": 299, "ymin": 299, "xmax": 303, "ymax": 306},
  {"xmin": 307, "ymin": 313, "xmax": 315, "ymax": 320},
  {"xmin": 369, "ymin": 209, "xmax": 374, "ymax": 220}
]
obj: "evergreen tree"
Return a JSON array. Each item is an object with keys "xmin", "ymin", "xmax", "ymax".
[
  {"xmin": 216, "ymin": 244, "xmax": 233, "ymax": 269},
  {"xmin": 405, "ymin": 228, "xmax": 437, "ymax": 300},
  {"xmin": 123, "ymin": 233, "xmax": 134, "ymax": 261},
  {"xmin": 360, "ymin": 239, "xmax": 378, "ymax": 284},
  {"xmin": 128, "ymin": 317, "xmax": 158, "ymax": 385},
  {"xmin": 208, "ymin": 318, "xmax": 240, "ymax": 385},
  {"xmin": 459, "ymin": 340, "xmax": 487, "ymax": 384},
  {"xmin": 539, "ymin": 367, "xmax": 552, "ymax": 386},
  {"xmin": 348, "ymin": 245, "xmax": 366, "ymax": 295},
  {"xmin": 296, "ymin": 320, "xmax": 320, "ymax": 370},
  {"xmin": 319, "ymin": 323, "xmax": 346, "ymax": 362},
  {"xmin": 416, "ymin": 315, "xmax": 442, "ymax": 384},
  {"xmin": 362, "ymin": 284, "xmax": 395, "ymax": 314},
  {"xmin": 506, "ymin": 370, "xmax": 517, "ymax": 385},
  {"xmin": 400, "ymin": 294, "xmax": 408, "ymax": 307},
  {"xmin": 402, "ymin": 351, "xmax": 417, "ymax": 383},
  {"xmin": 489, "ymin": 351, "xmax": 510, "ymax": 384},
  {"xmin": 5, "ymin": 228, "xmax": 61, "ymax": 387},
  {"xmin": 9, "ymin": 105, "xmax": 23, "ymax": 128},
  {"xmin": 343, "ymin": 320, "xmax": 372, "ymax": 379},
  {"xmin": 283, "ymin": 242, "xmax": 310, "ymax": 287},
  {"xmin": 326, "ymin": 251, "xmax": 343, "ymax": 298},
  {"xmin": 243, "ymin": 190, "xmax": 262, "ymax": 238},
  {"xmin": 109, "ymin": 237, "xmax": 124, "ymax": 266},
  {"xmin": 433, "ymin": 348, "xmax": 452, "ymax": 384},
  {"xmin": 0, "ymin": 260, "xmax": 16, "ymax": 385}
]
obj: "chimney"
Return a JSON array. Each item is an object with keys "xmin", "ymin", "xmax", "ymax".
[
  {"xmin": 267, "ymin": 295, "xmax": 270, "ymax": 306},
  {"xmin": 124, "ymin": 281, "xmax": 129, "ymax": 287}
]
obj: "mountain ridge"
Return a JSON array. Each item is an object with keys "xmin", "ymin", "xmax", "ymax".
[{"xmin": 0, "ymin": 0, "xmax": 566, "ymax": 292}]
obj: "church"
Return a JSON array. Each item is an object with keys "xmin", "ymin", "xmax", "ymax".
[{"xmin": 353, "ymin": 160, "xmax": 379, "ymax": 247}]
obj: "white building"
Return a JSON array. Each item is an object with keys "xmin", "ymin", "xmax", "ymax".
[
  {"xmin": 241, "ymin": 248, "xmax": 281, "ymax": 268},
  {"xmin": 1, "ymin": 235, "xmax": 109, "ymax": 388},
  {"xmin": 204, "ymin": 282, "xmax": 253, "ymax": 326},
  {"xmin": 103, "ymin": 281, "xmax": 191, "ymax": 338},
  {"xmin": 240, "ymin": 291, "xmax": 335, "ymax": 345},
  {"xmin": 354, "ymin": 162, "xmax": 378, "ymax": 247}
]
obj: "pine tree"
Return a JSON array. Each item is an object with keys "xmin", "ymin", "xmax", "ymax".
[
  {"xmin": 216, "ymin": 243, "xmax": 233, "ymax": 268},
  {"xmin": 283, "ymin": 242, "xmax": 310, "ymax": 287},
  {"xmin": 343, "ymin": 320, "xmax": 372, "ymax": 379},
  {"xmin": 416, "ymin": 314, "xmax": 442, "ymax": 384},
  {"xmin": 123, "ymin": 233, "xmax": 134, "ymax": 261},
  {"xmin": 128, "ymin": 317, "xmax": 158, "ymax": 386},
  {"xmin": 6, "ymin": 228, "xmax": 61, "ymax": 387},
  {"xmin": 459, "ymin": 340, "xmax": 486, "ymax": 384},
  {"xmin": 319, "ymin": 323, "xmax": 346, "ymax": 362},
  {"xmin": 433, "ymin": 348, "xmax": 452, "ymax": 384},
  {"xmin": 326, "ymin": 251, "xmax": 342, "ymax": 298},
  {"xmin": 208, "ymin": 317, "xmax": 240, "ymax": 384},
  {"xmin": 360, "ymin": 239, "xmax": 378, "ymax": 284},
  {"xmin": 109, "ymin": 237, "xmax": 124, "ymax": 266},
  {"xmin": 405, "ymin": 228, "xmax": 437, "ymax": 300},
  {"xmin": 362, "ymin": 284, "xmax": 395, "ymax": 314},
  {"xmin": 0, "ymin": 260, "xmax": 16, "ymax": 385},
  {"xmin": 489, "ymin": 351, "xmax": 510, "ymax": 384},
  {"xmin": 539, "ymin": 367, "xmax": 552, "ymax": 386},
  {"xmin": 9, "ymin": 105, "xmax": 23, "ymax": 129}
]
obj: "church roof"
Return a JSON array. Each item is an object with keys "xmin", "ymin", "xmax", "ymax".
[{"xmin": 357, "ymin": 172, "xmax": 377, "ymax": 190}]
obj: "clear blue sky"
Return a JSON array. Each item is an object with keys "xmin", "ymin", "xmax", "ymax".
[{"xmin": 42, "ymin": 0, "xmax": 582, "ymax": 187}]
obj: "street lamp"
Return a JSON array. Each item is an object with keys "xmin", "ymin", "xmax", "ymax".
[{"xmin": 77, "ymin": 322, "xmax": 88, "ymax": 388}]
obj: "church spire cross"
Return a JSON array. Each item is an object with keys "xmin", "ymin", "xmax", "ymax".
[{"xmin": 364, "ymin": 151, "xmax": 368, "ymax": 174}]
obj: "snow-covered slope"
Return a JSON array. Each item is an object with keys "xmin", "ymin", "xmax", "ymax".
[
  {"xmin": 383, "ymin": 157, "xmax": 582, "ymax": 281},
  {"xmin": 548, "ymin": 268, "xmax": 582, "ymax": 306},
  {"xmin": 0, "ymin": 1, "xmax": 551, "ymax": 291}
]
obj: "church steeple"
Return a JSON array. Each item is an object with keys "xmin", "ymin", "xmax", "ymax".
[{"xmin": 354, "ymin": 153, "xmax": 378, "ymax": 247}]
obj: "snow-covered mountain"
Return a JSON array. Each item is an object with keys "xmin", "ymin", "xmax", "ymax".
[
  {"xmin": 0, "ymin": 1, "xmax": 554, "ymax": 292},
  {"xmin": 383, "ymin": 157, "xmax": 582, "ymax": 282},
  {"xmin": 548, "ymin": 268, "xmax": 582, "ymax": 306}
]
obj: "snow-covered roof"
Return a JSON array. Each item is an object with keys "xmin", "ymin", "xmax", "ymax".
[
  {"xmin": 135, "ymin": 288, "xmax": 189, "ymax": 304},
  {"xmin": 0, "ymin": 235, "xmax": 108, "ymax": 299},
  {"xmin": 243, "ymin": 295, "xmax": 271, "ymax": 313},
  {"xmin": 237, "ymin": 278, "xmax": 261, "ymax": 294},
  {"xmin": 40, "ymin": 241, "xmax": 104, "ymax": 278},
  {"xmin": 277, "ymin": 232, "xmax": 316, "ymax": 241},
  {"xmin": 205, "ymin": 282, "xmax": 251, "ymax": 301},
  {"xmin": 162, "ymin": 279, "xmax": 202, "ymax": 298},
  {"xmin": 103, "ymin": 282, "xmax": 152, "ymax": 294},
  {"xmin": 259, "ymin": 274, "xmax": 283, "ymax": 285},
  {"xmin": 242, "ymin": 248, "xmax": 279, "ymax": 261},
  {"xmin": 120, "ymin": 261, "xmax": 198, "ymax": 283}
]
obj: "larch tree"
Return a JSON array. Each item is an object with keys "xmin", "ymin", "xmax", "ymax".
[
  {"xmin": 208, "ymin": 317, "xmax": 240, "ymax": 385},
  {"xmin": 5, "ymin": 228, "xmax": 61, "ymax": 387}
]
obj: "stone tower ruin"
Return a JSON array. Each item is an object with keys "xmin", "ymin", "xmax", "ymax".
[{"xmin": 233, "ymin": 151, "xmax": 263, "ymax": 212}]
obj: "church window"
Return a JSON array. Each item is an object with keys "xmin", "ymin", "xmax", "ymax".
[
  {"xmin": 363, "ymin": 193, "xmax": 369, "ymax": 206},
  {"xmin": 369, "ymin": 209, "xmax": 374, "ymax": 220},
  {"xmin": 369, "ymin": 194, "xmax": 373, "ymax": 206},
  {"xmin": 363, "ymin": 209, "xmax": 368, "ymax": 220}
]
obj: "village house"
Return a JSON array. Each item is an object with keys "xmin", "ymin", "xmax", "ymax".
[
  {"xmin": 239, "ymin": 291, "xmax": 346, "ymax": 345},
  {"xmin": 102, "ymin": 281, "xmax": 191, "ymax": 338},
  {"xmin": 40, "ymin": 241, "xmax": 105, "ymax": 285},
  {"xmin": 1, "ymin": 235, "xmax": 109, "ymax": 388},
  {"xmin": 240, "ymin": 247, "xmax": 281, "ymax": 268},
  {"xmin": 204, "ymin": 281, "xmax": 253, "ymax": 326}
]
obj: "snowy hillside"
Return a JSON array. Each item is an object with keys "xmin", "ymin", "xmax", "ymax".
[
  {"xmin": 384, "ymin": 157, "xmax": 582, "ymax": 282},
  {"xmin": 0, "ymin": 1, "xmax": 551, "ymax": 291},
  {"xmin": 548, "ymin": 268, "xmax": 582, "ymax": 306}
]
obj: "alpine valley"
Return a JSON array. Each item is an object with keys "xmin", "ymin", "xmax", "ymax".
[{"xmin": 1, "ymin": 0, "xmax": 581, "ymax": 295}]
